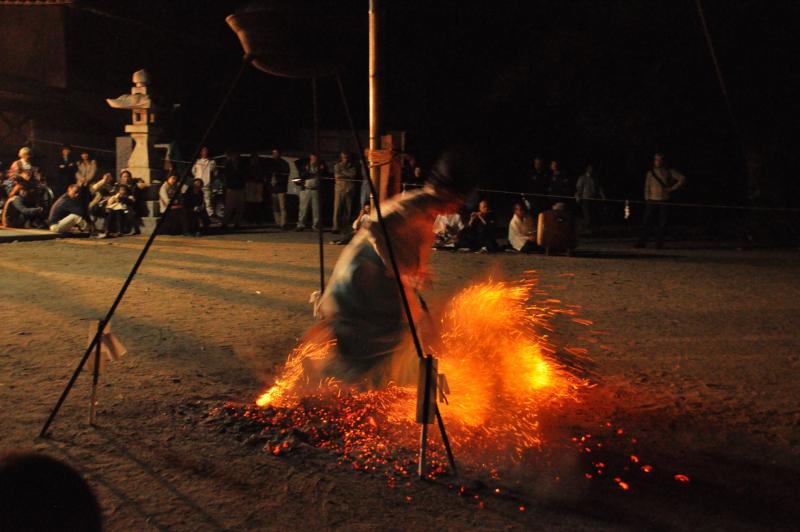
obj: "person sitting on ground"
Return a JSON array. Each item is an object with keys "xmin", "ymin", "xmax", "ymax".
[
  {"xmin": 182, "ymin": 178, "xmax": 211, "ymax": 236},
  {"xmin": 117, "ymin": 169, "xmax": 147, "ymax": 233},
  {"xmin": 159, "ymin": 174, "xmax": 187, "ymax": 235},
  {"xmin": 105, "ymin": 184, "xmax": 135, "ymax": 236},
  {"xmin": 7, "ymin": 148, "xmax": 52, "ymax": 212},
  {"xmin": 49, "ymin": 183, "xmax": 89, "ymax": 234},
  {"xmin": 332, "ymin": 202, "xmax": 371, "ymax": 245},
  {"xmin": 432, "ymin": 211, "xmax": 465, "ymax": 249},
  {"xmin": 0, "ymin": 450, "xmax": 102, "ymax": 532},
  {"xmin": 89, "ymin": 173, "xmax": 115, "ymax": 235},
  {"xmin": 464, "ymin": 199, "xmax": 499, "ymax": 252},
  {"xmin": 1, "ymin": 185, "xmax": 44, "ymax": 228},
  {"xmin": 508, "ymin": 201, "xmax": 537, "ymax": 253}
]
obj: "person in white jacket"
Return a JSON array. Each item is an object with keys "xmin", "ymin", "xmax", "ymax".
[
  {"xmin": 191, "ymin": 146, "xmax": 216, "ymax": 217},
  {"xmin": 508, "ymin": 202, "xmax": 536, "ymax": 252}
]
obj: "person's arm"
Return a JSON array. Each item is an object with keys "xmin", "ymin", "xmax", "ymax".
[
  {"xmin": 159, "ymin": 183, "xmax": 170, "ymax": 210},
  {"xmin": 668, "ymin": 169, "xmax": 686, "ymax": 192},
  {"xmin": 13, "ymin": 197, "xmax": 42, "ymax": 217},
  {"xmin": 87, "ymin": 161, "xmax": 97, "ymax": 182}
]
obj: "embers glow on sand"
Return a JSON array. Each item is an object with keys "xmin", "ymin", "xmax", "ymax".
[{"xmin": 246, "ymin": 277, "xmax": 595, "ymax": 477}]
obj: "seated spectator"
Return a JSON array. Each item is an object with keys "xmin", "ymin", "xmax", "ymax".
[
  {"xmin": 0, "ymin": 450, "xmax": 102, "ymax": 532},
  {"xmin": 159, "ymin": 174, "xmax": 187, "ymax": 235},
  {"xmin": 117, "ymin": 169, "xmax": 147, "ymax": 233},
  {"xmin": 432, "ymin": 211, "xmax": 465, "ymax": 249},
  {"xmin": 332, "ymin": 202, "xmax": 371, "ymax": 245},
  {"xmin": 464, "ymin": 199, "xmax": 499, "ymax": 252},
  {"xmin": 1, "ymin": 186, "xmax": 45, "ymax": 228},
  {"xmin": 508, "ymin": 202, "xmax": 537, "ymax": 253},
  {"xmin": 89, "ymin": 173, "xmax": 115, "ymax": 234},
  {"xmin": 182, "ymin": 178, "xmax": 211, "ymax": 236},
  {"xmin": 105, "ymin": 184, "xmax": 136, "ymax": 236},
  {"xmin": 49, "ymin": 184, "xmax": 89, "ymax": 234}
]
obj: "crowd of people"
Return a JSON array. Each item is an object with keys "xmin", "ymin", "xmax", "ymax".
[{"xmin": 1, "ymin": 144, "xmax": 685, "ymax": 249}]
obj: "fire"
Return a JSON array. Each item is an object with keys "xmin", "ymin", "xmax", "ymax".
[{"xmin": 254, "ymin": 276, "xmax": 592, "ymax": 468}]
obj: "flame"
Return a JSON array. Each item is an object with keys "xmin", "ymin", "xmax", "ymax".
[{"xmin": 255, "ymin": 276, "xmax": 592, "ymax": 468}]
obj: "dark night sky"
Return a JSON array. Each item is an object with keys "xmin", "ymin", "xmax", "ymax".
[{"xmin": 71, "ymin": 0, "xmax": 799, "ymax": 207}]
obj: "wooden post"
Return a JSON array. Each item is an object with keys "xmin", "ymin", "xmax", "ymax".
[{"xmin": 368, "ymin": 0, "xmax": 382, "ymax": 204}]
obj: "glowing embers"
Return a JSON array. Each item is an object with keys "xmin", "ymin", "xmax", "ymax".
[{"xmin": 254, "ymin": 277, "xmax": 592, "ymax": 470}]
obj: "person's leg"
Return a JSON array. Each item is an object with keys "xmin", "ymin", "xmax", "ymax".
[
  {"xmin": 636, "ymin": 202, "xmax": 657, "ymax": 246},
  {"xmin": 332, "ymin": 182, "xmax": 343, "ymax": 232},
  {"xmin": 203, "ymin": 185, "xmax": 214, "ymax": 216},
  {"xmin": 311, "ymin": 189, "xmax": 320, "ymax": 229},
  {"xmin": 655, "ymin": 203, "xmax": 670, "ymax": 248},
  {"xmin": 342, "ymin": 186, "xmax": 354, "ymax": 235},
  {"xmin": 297, "ymin": 190, "xmax": 310, "ymax": 228},
  {"xmin": 277, "ymin": 192, "xmax": 286, "ymax": 228},
  {"xmin": 581, "ymin": 200, "xmax": 592, "ymax": 230},
  {"xmin": 51, "ymin": 214, "xmax": 82, "ymax": 233},
  {"xmin": 223, "ymin": 191, "xmax": 235, "ymax": 227},
  {"xmin": 271, "ymin": 193, "xmax": 280, "ymax": 226}
]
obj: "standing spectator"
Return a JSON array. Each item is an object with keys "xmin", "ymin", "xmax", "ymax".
[
  {"xmin": 55, "ymin": 145, "xmax": 77, "ymax": 197},
  {"xmin": 49, "ymin": 183, "xmax": 89, "ymax": 234},
  {"xmin": 191, "ymin": 146, "xmax": 216, "ymax": 217},
  {"xmin": 332, "ymin": 151, "xmax": 358, "ymax": 235},
  {"xmin": 432, "ymin": 211, "xmax": 465, "ymax": 249},
  {"xmin": 222, "ymin": 150, "xmax": 247, "ymax": 230},
  {"xmin": 295, "ymin": 153, "xmax": 328, "ymax": 231},
  {"xmin": 546, "ymin": 160, "xmax": 571, "ymax": 207},
  {"xmin": 635, "ymin": 152, "xmax": 686, "ymax": 249},
  {"xmin": 244, "ymin": 154, "xmax": 266, "ymax": 224},
  {"xmin": 182, "ymin": 178, "xmax": 211, "ymax": 235},
  {"xmin": 269, "ymin": 148, "xmax": 290, "ymax": 229},
  {"xmin": 465, "ymin": 199, "xmax": 499, "ymax": 252},
  {"xmin": 575, "ymin": 163, "xmax": 605, "ymax": 231},
  {"xmin": 75, "ymin": 150, "xmax": 97, "ymax": 188},
  {"xmin": 525, "ymin": 157, "xmax": 549, "ymax": 215},
  {"xmin": 2, "ymin": 186, "xmax": 44, "ymax": 228},
  {"xmin": 508, "ymin": 202, "xmax": 537, "ymax": 253}
]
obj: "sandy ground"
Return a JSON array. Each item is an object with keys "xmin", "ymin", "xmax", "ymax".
[{"xmin": 1, "ymin": 229, "xmax": 799, "ymax": 531}]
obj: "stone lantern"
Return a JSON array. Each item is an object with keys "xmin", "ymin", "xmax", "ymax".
[{"xmin": 107, "ymin": 69, "xmax": 161, "ymax": 232}]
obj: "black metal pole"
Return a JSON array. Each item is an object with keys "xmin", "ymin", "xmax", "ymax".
[
  {"xmin": 39, "ymin": 58, "xmax": 250, "ymax": 438},
  {"xmin": 418, "ymin": 354, "xmax": 433, "ymax": 479},
  {"xmin": 334, "ymin": 73, "xmax": 457, "ymax": 474}
]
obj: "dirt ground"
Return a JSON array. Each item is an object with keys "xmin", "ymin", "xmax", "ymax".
[{"xmin": 1, "ymin": 230, "xmax": 799, "ymax": 531}]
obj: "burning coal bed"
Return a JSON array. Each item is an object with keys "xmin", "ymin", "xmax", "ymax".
[{"xmin": 204, "ymin": 277, "xmax": 690, "ymax": 507}]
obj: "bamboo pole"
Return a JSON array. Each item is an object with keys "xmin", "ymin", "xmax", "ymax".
[{"xmin": 368, "ymin": 0, "xmax": 381, "ymax": 203}]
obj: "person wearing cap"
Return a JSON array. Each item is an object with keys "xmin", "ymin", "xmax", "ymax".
[{"xmin": 310, "ymin": 148, "xmax": 477, "ymax": 384}]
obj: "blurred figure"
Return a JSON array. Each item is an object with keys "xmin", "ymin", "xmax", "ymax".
[
  {"xmin": 1, "ymin": 186, "xmax": 44, "ymax": 228},
  {"xmin": 117, "ymin": 169, "xmax": 147, "ymax": 233},
  {"xmin": 269, "ymin": 148, "xmax": 290, "ymax": 229},
  {"xmin": 295, "ymin": 153, "xmax": 328, "ymax": 231},
  {"xmin": 105, "ymin": 184, "xmax": 135, "ymax": 236},
  {"xmin": 191, "ymin": 146, "xmax": 216, "ymax": 217},
  {"xmin": 635, "ymin": 153, "xmax": 686, "ymax": 249},
  {"xmin": 332, "ymin": 202, "xmax": 371, "ymax": 246},
  {"xmin": 315, "ymin": 149, "xmax": 477, "ymax": 382},
  {"xmin": 183, "ymin": 178, "xmax": 211, "ymax": 235},
  {"xmin": 546, "ymin": 159, "xmax": 571, "ymax": 207},
  {"xmin": 432, "ymin": 211, "xmax": 465, "ymax": 249},
  {"xmin": 75, "ymin": 150, "xmax": 97, "ymax": 188},
  {"xmin": 508, "ymin": 201, "xmax": 537, "ymax": 253},
  {"xmin": 49, "ymin": 184, "xmax": 89, "ymax": 234},
  {"xmin": 222, "ymin": 150, "xmax": 247, "ymax": 230},
  {"xmin": 55, "ymin": 145, "xmax": 77, "ymax": 197},
  {"xmin": 332, "ymin": 151, "xmax": 358, "ymax": 235},
  {"xmin": 525, "ymin": 156, "xmax": 549, "ymax": 216},
  {"xmin": 0, "ymin": 451, "xmax": 102, "ymax": 532},
  {"xmin": 575, "ymin": 163, "xmax": 605, "ymax": 231},
  {"xmin": 465, "ymin": 199, "xmax": 499, "ymax": 252},
  {"xmin": 89, "ymin": 172, "xmax": 115, "ymax": 235}
]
